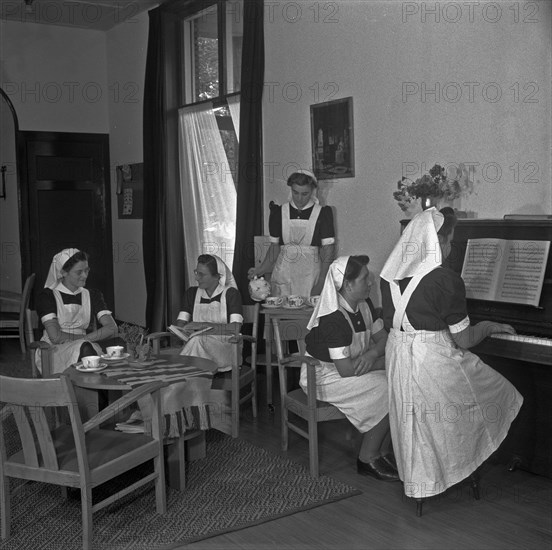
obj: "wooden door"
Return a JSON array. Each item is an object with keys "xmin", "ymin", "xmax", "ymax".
[{"xmin": 18, "ymin": 131, "xmax": 114, "ymax": 310}]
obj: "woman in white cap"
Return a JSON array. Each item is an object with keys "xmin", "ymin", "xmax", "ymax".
[
  {"xmin": 35, "ymin": 248, "xmax": 118, "ymax": 374},
  {"xmin": 248, "ymin": 170, "xmax": 335, "ymax": 297},
  {"xmin": 380, "ymin": 207, "xmax": 523, "ymax": 509},
  {"xmin": 175, "ymin": 254, "xmax": 243, "ymax": 371},
  {"xmin": 304, "ymin": 255, "xmax": 398, "ymax": 481}
]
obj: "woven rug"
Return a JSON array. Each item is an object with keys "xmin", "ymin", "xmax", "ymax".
[{"xmin": 1, "ymin": 423, "xmax": 361, "ymax": 550}]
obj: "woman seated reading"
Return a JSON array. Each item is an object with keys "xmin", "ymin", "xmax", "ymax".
[{"xmin": 175, "ymin": 254, "xmax": 243, "ymax": 372}]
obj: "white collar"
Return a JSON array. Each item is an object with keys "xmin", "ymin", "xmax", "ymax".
[{"xmin": 55, "ymin": 282, "xmax": 83, "ymax": 295}]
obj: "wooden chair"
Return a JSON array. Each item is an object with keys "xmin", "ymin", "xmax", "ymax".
[
  {"xmin": 0, "ymin": 273, "xmax": 35, "ymax": 354},
  {"xmin": 216, "ymin": 303, "xmax": 259, "ymax": 437},
  {"xmin": 148, "ymin": 303, "xmax": 260, "ymax": 438},
  {"xmin": 0, "ymin": 374, "xmax": 167, "ymax": 550},
  {"xmin": 272, "ymin": 317, "xmax": 347, "ymax": 477}
]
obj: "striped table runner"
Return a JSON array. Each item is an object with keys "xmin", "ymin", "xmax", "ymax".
[
  {"xmin": 102, "ymin": 360, "xmax": 214, "ymax": 388},
  {"xmin": 102, "ymin": 360, "xmax": 231, "ymax": 437}
]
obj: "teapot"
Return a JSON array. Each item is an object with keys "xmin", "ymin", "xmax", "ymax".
[{"xmin": 248, "ymin": 276, "xmax": 271, "ymax": 302}]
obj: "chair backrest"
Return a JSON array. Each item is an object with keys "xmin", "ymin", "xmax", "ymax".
[
  {"xmin": 272, "ymin": 317, "xmax": 309, "ymax": 360},
  {"xmin": 19, "ymin": 273, "xmax": 36, "ymax": 328},
  {"xmin": 233, "ymin": 302, "xmax": 260, "ymax": 366},
  {"xmin": 0, "ymin": 375, "xmax": 86, "ymax": 474}
]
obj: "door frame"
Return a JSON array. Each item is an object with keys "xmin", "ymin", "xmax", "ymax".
[{"xmin": 17, "ymin": 130, "xmax": 114, "ymax": 308}]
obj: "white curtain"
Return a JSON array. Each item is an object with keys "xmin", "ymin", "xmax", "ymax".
[
  {"xmin": 178, "ymin": 103, "xmax": 237, "ymax": 283},
  {"xmin": 227, "ymin": 95, "xmax": 240, "ymax": 141}
]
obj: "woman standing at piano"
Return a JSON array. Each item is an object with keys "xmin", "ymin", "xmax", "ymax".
[
  {"xmin": 247, "ymin": 170, "xmax": 335, "ymax": 297},
  {"xmin": 380, "ymin": 207, "xmax": 524, "ymax": 504}
]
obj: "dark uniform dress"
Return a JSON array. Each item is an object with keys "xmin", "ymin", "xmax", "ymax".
[
  {"xmin": 36, "ymin": 284, "xmax": 111, "ymax": 374},
  {"xmin": 301, "ymin": 296, "xmax": 388, "ymax": 432},
  {"xmin": 176, "ymin": 285, "xmax": 243, "ymax": 371},
  {"xmin": 268, "ymin": 201, "xmax": 335, "ymax": 297},
  {"xmin": 381, "ymin": 266, "xmax": 524, "ymax": 499}
]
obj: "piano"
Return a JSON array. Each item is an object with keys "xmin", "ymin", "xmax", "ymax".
[{"xmin": 401, "ymin": 217, "xmax": 552, "ymax": 477}]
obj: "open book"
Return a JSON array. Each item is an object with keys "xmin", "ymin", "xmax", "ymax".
[
  {"xmin": 460, "ymin": 238, "xmax": 550, "ymax": 307},
  {"xmin": 168, "ymin": 324, "xmax": 213, "ymax": 343}
]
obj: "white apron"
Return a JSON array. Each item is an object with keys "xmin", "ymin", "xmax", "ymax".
[
  {"xmin": 271, "ymin": 202, "xmax": 322, "ymax": 297},
  {"xmin": 37, "ymin": 287, "xmax": 102, "ymax": 375},
  {"xmin": 386, "ymin": 270, "xmax": 523, "ymax": 498},
  {"xmin": 180, "ymin": 288, "xmax": 240, "ymax": 372},
  {"xmin": 300, "ymin": 301, "xmax": 388, "ymax": 432}
]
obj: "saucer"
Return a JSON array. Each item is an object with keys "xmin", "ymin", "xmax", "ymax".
[
  {"xmin": 101, "ymin": 352, "xmax": 130, "ymax": 362},
  {"xmin": 282, "ymin": 304, "xmax": 306, "ymax": 309},
  {"xmin": 262, "ymin": 303, "xmax": 283, "ymax": 309},
  {"xmin": 76, "ymin": 362, "xmax": 108, "ymax": 373}
]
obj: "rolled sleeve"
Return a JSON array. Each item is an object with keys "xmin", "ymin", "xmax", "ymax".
[
  {"xmin": 177, "ymin": 311, "xmax": 192, "ymax": 322},
  {"xmin": 229, "ymin": 313, "xmax": 244, "ymax": 324},
  {"xmin": 449, "ymin": 315, "xmax": 470, "ymax": 334},
  {"xmin": 321, "ymin": 237, "xmax": 335, "ymax": 246},
  {"xmin": 329, "ymin": 346, "xmax": 350, "ymax": 360}
]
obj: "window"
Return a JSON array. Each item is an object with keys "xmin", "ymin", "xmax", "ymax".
[
  {"xmin": 181, "ymin": 1, "xmax": 243, "ymax": 104},
  {"xmin": 178, "ymin": 1, "xmax": 244, "ymax": 280}
]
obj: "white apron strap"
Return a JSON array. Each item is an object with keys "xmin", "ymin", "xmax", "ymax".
[
  {"xmin": 390, "ymin": 268, "xmax": 439, "ymax": 331},
  {"xmin": 282, "ymin": 202, "xmax": 322, "ymax": 245}
]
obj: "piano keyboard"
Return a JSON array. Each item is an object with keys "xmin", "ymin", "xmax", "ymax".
[{"xmin": 490, "ymin": 333, "xmax": 552, "ymax": 347}]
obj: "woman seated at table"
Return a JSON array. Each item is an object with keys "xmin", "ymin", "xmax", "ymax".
[
  {"xmin": 36, "ymin": 248, "xmax": 118, "ymax": 375},
  {"xmin": 304, "ymin": 255, "xmax": 399, "ymax": 481},
  {"xmin": 175, "ymin": 254, "xmax": 243, "ymax": 372}
]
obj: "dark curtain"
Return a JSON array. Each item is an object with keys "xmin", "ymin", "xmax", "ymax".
[
  {"xmin": 232, "ymin": 0, "xmax": 265, "ymax": 302},
  {"xmin": 143, "ymin": 8, "xmax": 186, "ymax": 331}
]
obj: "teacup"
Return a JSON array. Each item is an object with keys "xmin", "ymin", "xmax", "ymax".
[
  {"xmin": 307, "ymin": 295, "xmax": 320, "ymax": 307},
  {"xmin": 265, "ymin": 296, "xmax": 284, "ymax": 307},
  {"xmin": 287, "ymin": 295, "xmax": 304, "ymax": 308},
  {"xmin": 106, "ymin": 345, "xmax": 124, "ymax": 358},
  {"xmin": 82, "ymin": 355, "xmax": 101, "ymax": 369}
]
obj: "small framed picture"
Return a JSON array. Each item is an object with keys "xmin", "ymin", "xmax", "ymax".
[{"xmin": 310, "ymin": 96, "xmax": 354, "ymax": 180}]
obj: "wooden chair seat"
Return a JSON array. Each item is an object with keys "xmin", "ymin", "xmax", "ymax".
[{"xmin": 0, "ymin": 374, "xmax": 167, "ymax": 550}]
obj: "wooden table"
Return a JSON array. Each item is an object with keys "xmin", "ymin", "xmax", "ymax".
[
  {"xmin": 66, "ymin": 353, "xmax": 226, "ymax": 490},
  {"xmin": 260, "ymin": 305, "xmax": 314, "ymax": 407}
]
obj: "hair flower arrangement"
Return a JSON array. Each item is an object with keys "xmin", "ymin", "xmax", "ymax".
[{"xmin": 393, "ymin": 163, "xmax": 471, "ymax": 212}]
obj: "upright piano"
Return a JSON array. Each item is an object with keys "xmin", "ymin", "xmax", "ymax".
[
  {"xmin": 444, "ymin": 218, "xmax": 551, "ymax": 478},
  {"xmin": 400, "ymin": 217, "xmax": 552, "ymax": 477}
]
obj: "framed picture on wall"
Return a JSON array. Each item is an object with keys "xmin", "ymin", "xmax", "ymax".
[{"xmin": 310, "ymin": 96, "xmax": 354, "ymax": 180}]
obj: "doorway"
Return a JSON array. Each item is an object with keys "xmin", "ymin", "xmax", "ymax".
[{"xmin": 18, "ymin": 131, "xmax": 114, "ymax": 310}]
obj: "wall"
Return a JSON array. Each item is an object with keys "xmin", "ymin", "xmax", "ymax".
[
  {"xmin": 0, "ymin": 21, "xmax": 109, "ymax": 132},
  {"xmin": 262, "ymin": 0, "xmax": 552, "ymax": 295},
  {"xmin": 106, "ymin": 12, "xmax": 149, "ymax": 325}
]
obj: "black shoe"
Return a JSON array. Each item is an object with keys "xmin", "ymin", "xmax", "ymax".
[
  {"xmin": 357, "ymin": 457, "xmax": 400, "ymax": 482},
  {"xmin": 382, "ymin": 452, "xmax": 398, "ymax": 471}
]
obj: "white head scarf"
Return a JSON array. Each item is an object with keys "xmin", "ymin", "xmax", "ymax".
[
  {"xmin": 44, "ymin": 248, "xmax": 81, "ymax": 289},
  {"xmin": 210, "ymin": 254, "xmax": 237, "ymax": 294},
  {"xmin": 307, "ymin": 256, "xmax": 349, "ymax": 330},
  {"xmin": 380, "ymin": 207, "xmax": 444, "ymax": 283}
]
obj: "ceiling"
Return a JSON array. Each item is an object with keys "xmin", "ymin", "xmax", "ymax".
[{"xmin": 0, "ymin": 0, "xmax": 172, "ymax": 31}]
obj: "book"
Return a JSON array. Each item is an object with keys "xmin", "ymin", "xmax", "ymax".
[
  {"xmin": 168, "ymin": 324, "xmax": 213, "ymax": 342},
  {"xmin": 460, "ymin": 238, "xmax": 550, "ymax": 307}
]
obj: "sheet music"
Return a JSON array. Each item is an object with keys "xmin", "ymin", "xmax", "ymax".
[{"xmin": 461, "ymin": 238, "xmax": 550, "ymax": 307}]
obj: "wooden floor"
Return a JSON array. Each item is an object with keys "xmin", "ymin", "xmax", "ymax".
[{"xmin": 1, "ymin": 341, "xmax": 551, "ymax": 550}]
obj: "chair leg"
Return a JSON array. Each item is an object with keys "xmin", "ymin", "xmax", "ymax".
[
  {"xmin": 81, "ymin": 485, "xmax": 93, "ymax": 550},
  {"xmin": 154, "ymin": 451, "xmax": 167, "ymax": 514},
  {"xmin": 281, "ymin": 404, "xmax": 289, "ymax": 451},
  {"xmin": 308, "ymin": 421, "xmax": 320, "ymax": 478},
  {"xmin": 470, "ymin": 472, "xmax": 480, "ymax": 500},
  {"xmin": 415, "ymin": 498, "xmax": 424, "ymax": 517},
  {"xmin": 1, "ymin": 474, "xmax": 10, "ymax": 539}
]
